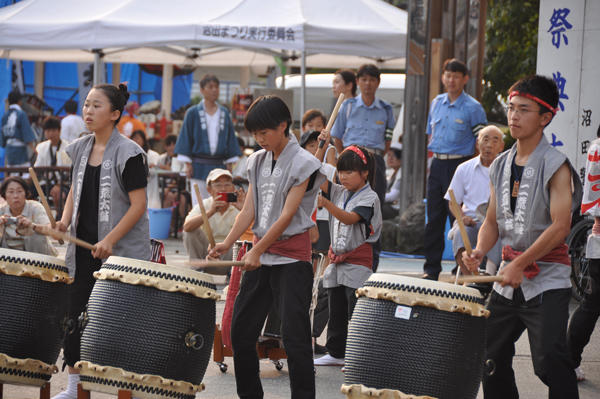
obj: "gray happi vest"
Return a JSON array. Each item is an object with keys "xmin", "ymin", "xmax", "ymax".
[
  {"xmin": 329, "ymin": 182, "xmax": 382, "ymax": 254},
  {"xmin": 247, "ymin": 134, "xmax": 325, "ymax": 265},
  {"xmin": 324, "ymin": 182, "xmax": 382, "ymax": 290},
  {"xmin": 65, "ymin": 128, "xmax": 151, "ymax": 276},
  {"xmin": 490, "ymin": 134, "xmax": 582, "ymax": 300}
]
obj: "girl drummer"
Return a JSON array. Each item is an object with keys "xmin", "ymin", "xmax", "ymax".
[
  {"xmin": 52, "ymin": 83, "xmax": 151, "ymax": 399},
  {"xmin": 210, "ymin": 95, "xmax": 325, "ymax": 399},
  {"xmin": 313, "ymin": 131, "xmax": 382, "ymax": 367}
]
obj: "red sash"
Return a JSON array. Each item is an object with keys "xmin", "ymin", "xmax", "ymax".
[
  {"xmin": 328, "ymin": 242, "xmax": 373, "ymax": 269},
  {"xmin": 252, "ymin": 231, "xmax": 312, "ymax": 263},
  {"xmin": 501, "ymin": 243, "xmax": 570, "ymax": 279}
]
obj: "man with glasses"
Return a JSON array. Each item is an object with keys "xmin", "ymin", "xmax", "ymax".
[
  {"xmin": 183, "ymin": 168, "xmax": 245, "ymax": 275},
  {"xmin": 463, "ymin": 75, "xmax": 581, "ymax": 398},
  {"xmin": 423, "ymin": 59, "xmax": 487, "ymax": 280}
]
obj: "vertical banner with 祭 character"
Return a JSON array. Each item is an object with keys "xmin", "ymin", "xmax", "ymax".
[
  {"xmin": 537, "ymin": 0, "xmax": 585, "ymax": 179},
  {"xmin": 537, "ymin": 0, "xmax": 600, "ymax": 186}
]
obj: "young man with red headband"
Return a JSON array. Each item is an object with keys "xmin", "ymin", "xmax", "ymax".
[{"xmin": 463, "ymin": 75, "xmax": 582, "ymax": 398}]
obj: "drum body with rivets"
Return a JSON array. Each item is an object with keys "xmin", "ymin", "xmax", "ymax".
[
  {"xmin": 0, "ymin": 248, "xmax": 71, "ymax": 387},
  {"xmin": 341, "ymin": 274, "xmax": 488, "ymax": 399},
  {"xmin": 76, "ymin": 257, "xmax": 220, "ymax": 399}
]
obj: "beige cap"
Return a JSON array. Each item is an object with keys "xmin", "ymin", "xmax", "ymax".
[{"xmin": 206, "ymin": 168, "xmax": 233, "ymax": 185}]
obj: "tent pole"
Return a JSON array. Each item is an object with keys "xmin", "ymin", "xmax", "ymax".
[
  {"xmin": 92, "ymin": 49, "xmax": 105, "ymax": 85},
  {"xmin": 300, "ymin": 50, "xmax": 306, "ymax": 121},
  {"xmin": 161, "ymin": 64, "xmax": 173, "ymax": 120}
]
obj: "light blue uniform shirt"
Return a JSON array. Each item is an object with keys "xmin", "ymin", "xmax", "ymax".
[
  {"xmin": 426, "ymin": 91, "xmax": 487, "ymax": 156},
  {"xmin": 331, "ymin": 95, "xmax": 396, "ymax": 151}
]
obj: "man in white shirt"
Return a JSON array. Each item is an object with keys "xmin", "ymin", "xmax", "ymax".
[
  {"xmin": 183, "ymin": 169, "xmax": 245, "ymax": 275},
  {"xmin": 174, "ymin": 75, "xmax": 241, "ymax": 204},
  {"xmin": 445, "ymin": 126, "xmax": 504, "ymax": 275},
  {"xmin": 33, "ymin": 117, "xmax": 72, "ymax": 210},
  {"xmin": 60, "ymin": 100, "xmax": 87, "ymax": 143}
]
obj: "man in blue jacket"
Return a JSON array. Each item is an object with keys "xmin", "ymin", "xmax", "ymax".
[
  {"xmin": 1, "ymin": 91, "xmax": 36, "ymax": 167},
  {"xmin": 174, "ymin": 75, "xmax": 241, "ymax": 205}
]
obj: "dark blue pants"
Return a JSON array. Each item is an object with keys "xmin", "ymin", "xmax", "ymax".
[
  {"xmin": 484, "ymin": 288, "xmax": 579, "ymax": 399},
  {"xmin": 423, "ymin": 157, "xmax": 469, "ymax": 277},
  {"xmin": 230, "ymin": 261, "xmax": 315, "ymax": 399},
  {"xmin": 567, "ymin": 258, "xmax": 600, "ymax": 368}
]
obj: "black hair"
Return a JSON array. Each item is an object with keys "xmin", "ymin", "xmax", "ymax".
[
  {"xmin": 390, "ymin": 148, "xmax": 402, "ymax": 160},
  {"xmin": 244, "ymin": 95, "xmax": 292, "ymax": 137},
  {"xmin": 237, "ymin": 136, "xmax": 245, "ymax": 148},
  {"xmin": 131, "ymin": 129, "xmax": 149, "ymax": 152},
  {"xmin": 164, "ymin": 134, "xmax": 177, "ymax": 147},
  {"xmin": 356, "ymin": 64, "xmax": 381, "ymax": 81},
  {"xmin": 8, "ymin": 91, "xmax": 22, "ymax": 105},
  {"xmin": 200, "ymin": 74, "xmax": 220, "ymax": 89},
  {"xmin": 335, "ymin": 68, "xmax": 357, "ymax": 96},
  {"xmin": 42, "ymin": 116, "xmax": 61, "ymax": 131},
  {"xmin": 64, "ymin": 99, "xmax": 78, "ymax": 114},
  {"xmin": 0, "ymin": 176, "xmax": 30, "ymax": 199},
  {"xmin": 91, "ymin": 83, "xmax": 130, "ymax": 125},
  {"xmin": 337, "ymin": 145, "xmax": 376, "ymax": 188},
  {"xmin": 508, "ymin": 75, "xmax": 559, "ymax": 117},
  {"xmin": 443, "ymin": 58, "xmax": 469, "ymax": 76},
  {"xmin": 302, "ymin": 109, "xmax": 327, "ymax": 128}
]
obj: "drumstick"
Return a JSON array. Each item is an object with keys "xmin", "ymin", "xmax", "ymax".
[
  {"xmin": 175, "ymin": 260, "xmax": 246, "ymax": 269},
  {"xmin": 318, "ymin": 93, "xmax": 345, "ymax": 148},
  {"xmin": 440, "ymin": 275, "xmax": 504, "ymax": 285},
  {"xmin": 35, "ymin": 224, "xmax": 97, "ymax": 251},
  {"xmin": 193, "ymin": 183, "xmax": 216, "ymax": 248},
  {"xmin": 448, "ymin": 189, "xmax": 480, "ymax": 280},
  {"xmin": 29, "ymin": 167, "xmax": 65, "ymax": 245}
]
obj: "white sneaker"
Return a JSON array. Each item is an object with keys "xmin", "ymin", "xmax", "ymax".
[
  {"xmin": 575, "ymin": 367, "xmax": 585, "ymax": 381},
  {"xmin": 314, "ymin": 354, "xmax": 344, "ymax": 366}
]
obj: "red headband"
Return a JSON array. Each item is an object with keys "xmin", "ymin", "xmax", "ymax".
[
  {"xmin": 509, "ymin": 91, "xmax": 558, "ymax": 115},
  {"xmin": 345, "ymin": 146, "xmax": 368, "ymax": 165}
]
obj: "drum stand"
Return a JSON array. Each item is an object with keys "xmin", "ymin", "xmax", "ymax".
[
  {"xmin": 77, "ymin": 383, "xmax": 133, "ymax": 399},
  {"xmin": 0, "ymin": 382, "xmax": 51, "ymax": 399}
]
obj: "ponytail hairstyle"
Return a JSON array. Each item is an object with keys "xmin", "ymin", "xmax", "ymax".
[
  {"xmin": 92, "ymin": 83, "xmax": 131, "ymax": 125},
  {"xmin": 337, "ymin": 145, "xmax": 376, "ymax": 188}
]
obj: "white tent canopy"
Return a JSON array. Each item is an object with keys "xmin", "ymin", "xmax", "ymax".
[
  {"xmin": 0, "ymin": 0, "xmax": 407, "ymax": 58},
  {"xmin": 0, "ymin": 0, "xmax": 407, "ymax": 116}
]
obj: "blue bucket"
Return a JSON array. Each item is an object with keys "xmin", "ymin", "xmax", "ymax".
[{"xmin": 148, "ymin": 207, "xmax": 174, "ymax": 239}]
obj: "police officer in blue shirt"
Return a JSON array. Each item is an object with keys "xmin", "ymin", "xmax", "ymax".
[
  {"xmin": 423, "ymin": 59, "xmax": 487, "ymax": 280},
  {"xmin": 331, "ymin": 64, "xmax": 396, "ymax": 272}
]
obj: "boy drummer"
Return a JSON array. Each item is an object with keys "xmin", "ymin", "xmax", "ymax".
[
  {"xmin": 463, "ymin": 75, "xmax": 582, "ymax": 398},
  {"xmin": 210, "ymin": 95, "xmax": 325, "ymax": 399}
]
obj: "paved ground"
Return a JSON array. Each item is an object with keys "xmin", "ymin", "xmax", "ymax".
[{"xmin": 4, "ymin": 237, "xmax": 600, "ymax": 398}]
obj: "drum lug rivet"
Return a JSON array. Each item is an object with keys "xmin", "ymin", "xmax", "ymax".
[{"xmin": 185, "ymin": 332, "xmax": 204, "ymax": 350}]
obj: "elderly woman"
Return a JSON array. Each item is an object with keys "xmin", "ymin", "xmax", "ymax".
[{"xmin": 0, "ymin": 176, "xmax": 57, "ymax": 256}]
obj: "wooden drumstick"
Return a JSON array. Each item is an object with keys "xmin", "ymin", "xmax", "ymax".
[
  {"xmin": 193, "ymin": 183, "xmax": 216, "ymax": 248},
  {"xmin": 176, "ymin": 260, "xmax": 246, "ymax": 269},
  {"xmin": 35, "ymin": 224, "xmax": 97, "ymax": 251},
  {"xmin": 29, "ymin": 167, "xmax": 64, "ymax": 245},
  {"xmin": 448, "ymin": 189, "xmax": 480, "ymax": 279},
  {"xmin": 319, "ymin": 93, "xmax": 345, "ymax": 148},
  {"xmin": 440, "ymin": 275, "xmax": 504, "ymax": 284}
]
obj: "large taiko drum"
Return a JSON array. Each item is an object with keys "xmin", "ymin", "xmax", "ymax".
[
  {"xmin": 0, "ymin": 248, "xmax": 71, "ymax": 387},
  {"xmin": 341, "ymin": 274, "xmax": 489, "ymax": 399},
  {"xmin": 76, "ymin": 256, "xmax": 220, "ymax": 399}
]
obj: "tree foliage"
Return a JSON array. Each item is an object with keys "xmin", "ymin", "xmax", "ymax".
[{"xmin": 483, "ymin": 0, "xmax": 539, "ymax": 123}]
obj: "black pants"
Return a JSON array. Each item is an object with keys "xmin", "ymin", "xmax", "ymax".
[
  {"xmin": 423, "ymin": 157, "xmax": 469, "ymax": 277},
  {"xmin": 325, "ymin": 285, "xmax": 358, "ymax": 359},
  {"xmin": 483, "ymin": 288, "xmax": 579, "ymax": 399},
  {"xmin": 63, "ymin": 248, "xmax": 102, "ymax": 367},
  {"xmin": 567, "ymin": 258, "xmax": 600, "ymax": 368},
  {"xmin": 230, "ymin": 262, "xmax": 315, "ymax": 399},
  {"xmin": 372, "ymin": 153, "xmax": 386, "ymax": 272}
]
